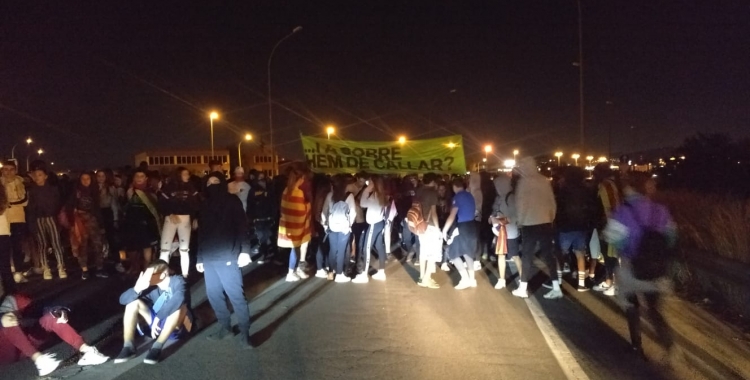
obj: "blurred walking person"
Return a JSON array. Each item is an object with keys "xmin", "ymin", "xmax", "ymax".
[
  {"xmin": 353, "ymin": 175, "xmax": 388, "ymax": 283},
  {"xmin": 442, "ymin": 178, "xmax": 479, "ymax": 290},
  {"xmin": 592, "ymin": 164, "xmax": 623, "ymax": 296},
  {"xmin": 512, "ymin": 157, "xmax": 561, "ymax": 299},
  {"xmin": 490, "ymin": 171, "xmax": 522, "ymax": 290},
  {"xmin": 196, "ymin": 173, "xmax": 253, "ymax": 349},
  {"xmin": 26, "ymin": 169, "xmax": 67, "ymax": 280},
  {"xmin": 96, "ymin": 169, "xmax": 121, "ymax": 271},
  {"xmin": 278, "ymin": 163, "xmax": 313, "ymax": 282},
  {"xmin": 248, "ymin": 172, "xmax": 276, "ymax": 264},
  {"xmin": 67, "ymin": 172, "xmax": 106, "ymax": 280},
  {"xmin": 320, "ymin": 175, "xmax": 357, "ymax": 282},
  {"xmin": 414, "ymin": 173, "xmax": 441, "ymax": 289},
  {"xmin": 158, "ymin": 167, "xmax": 199, "ymax": 278},
  {"xmin": 1, "ymin": 161, "xmax": 28, "ymax": 284}
]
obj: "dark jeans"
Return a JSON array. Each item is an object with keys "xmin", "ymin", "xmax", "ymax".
[
  {"xmin": 328, "ymin": 231, "xmax": 350, "ymax": 275},
  {"xmin": 351, "ymin": 222, "xmax": 367, "ymax": 259},
  {"xmin": 0, "ymin": 236, "xmax": 15, "ymax": 293},
  {"xmin": 203, "ymin": 261, "xmax": 250, "ymax": 334},
  {"xmin": 358, "ymin": 221, "xmax": 386, "ymax": 273},
  {"xmin": 400, "ymin": 219, "xmax": 417, "ymax": 256},
  {"xmin": 602, "ymin": 240, "xmax": 619, "ymax": 281},
  {"xmin": 520, "ymin": 223, "xmax": 556, "ymax": 283},
  {"xmin": 100, "ymin": 207, "xmax": 120, "ymax": 261},
  {"xmin": 9, "ymin": 223, "xmax": 26, "ymax": 273},
  {"xmin": 253, "ymin": 219, "xmax": 274, "ymax": 259},
  {"xmin": 626, "ymin": 291, "xmax": 673, "ymax": 350}
]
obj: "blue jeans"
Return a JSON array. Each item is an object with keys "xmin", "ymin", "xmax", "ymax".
[
  {"xmin": 328, "ymin": 231, "xmax": 350, "ymax": 275},
  {"xmin": 203, "ymin": 261, "xmax": 250, "ymax": 334}
]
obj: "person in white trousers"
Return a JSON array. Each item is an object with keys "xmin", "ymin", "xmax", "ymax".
[{"xmin": 158, "ymin": 168, "xmax": 200, "ymax": 277}]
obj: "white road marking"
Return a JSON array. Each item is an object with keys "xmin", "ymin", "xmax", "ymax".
[{"xmin": 526, "ymin": 297, "xmax": 591, "ymax": 380}]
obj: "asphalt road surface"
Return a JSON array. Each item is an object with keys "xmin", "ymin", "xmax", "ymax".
[{"xmin": 19, "ymin": 254, "xmax": 676, "ymax": 380}]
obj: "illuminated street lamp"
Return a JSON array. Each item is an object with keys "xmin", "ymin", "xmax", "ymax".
[
  {"xmin": 209, "ymin": 111, "xmax": 220, "ymax": 157},
  {"xmin": 504, "ymin": 159, "xmax": 516, "ymax": 169},
  {"xmin": 598, "ymin": 156, "xmax": 608, "ymax": 163},
  {"xmin": 484, "ymin": 145, "xmax": 492, "ymax": 159},
  {"xmin": 326, "ymin": 126, "xmax": 335, "ymax": 140},
  {"xmin": 554, "ymin": 151, "xmax": 563, "ymax": 166},
  {"xmin": 398, "ymin": 136, "xmax": 406, "ymax": 144},
  {"xmin": 572, "ymin": 153, "xmax": 581, "ymax": 166},
  {"xmin": 10, "ymin": 137, "xmax": 33, "ymax": 160},
  {"xmin": 513, "ymin": 149, "xmax": 519, "ymax": 161},
  {"xmin": 446, "ymin": 142, "xmax": 456, "ymax": 149},
  {"xmin": 238, "ymin": 133, "xmax": 253, "ymax": 168},
  {"xmin": 586, "ymin": 155, "xmax": 594, "ymax": 166}
]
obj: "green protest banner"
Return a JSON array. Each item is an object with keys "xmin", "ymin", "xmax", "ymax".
[{"xmin": 301, "ymin": 135, "xmax": 467, "ymax": 174}]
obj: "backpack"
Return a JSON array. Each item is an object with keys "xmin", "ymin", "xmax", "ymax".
[
  {"xmin": 328, "ymin": 193, "xmax": 352, "ymax": 233},
  {"xmin": 406, "ymin": 201, "xmax": 430, "ymax": 235},
  {"xmin": 628, "ymin": 203, "xmax": 673, "ymax": 280}
]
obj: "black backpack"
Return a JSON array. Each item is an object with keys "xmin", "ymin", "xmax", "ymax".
[{"xmin": 627, "ymin": 202, "xmax": 673, "ymax": 280}]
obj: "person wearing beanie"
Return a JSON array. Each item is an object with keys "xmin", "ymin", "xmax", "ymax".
[
  {"xmin": 197, "ymin": 172, "xmax": 253, "ymax": 349},
  {"xmin": 0, "ymin": 292, "xmax": 109, "ymax": 375}
]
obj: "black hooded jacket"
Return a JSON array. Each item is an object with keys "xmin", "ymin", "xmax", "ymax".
[{"xmin": 197, "ymin": 172, "xmax": 250, "ymax": 264}]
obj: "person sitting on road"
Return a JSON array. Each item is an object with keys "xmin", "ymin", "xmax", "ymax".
[
  {"xmin": 0, "ymin": 292, "xmax": 109, "ymax": 376},
  {"xmin": 114, "ymin": 260, "xmax": 189, "ymax": 365}
]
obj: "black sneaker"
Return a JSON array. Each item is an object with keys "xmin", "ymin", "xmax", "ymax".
[
  {"xmin": 143, "ymin": 348, "xmax": 161, "ymax": 365},
  {"xmin": 82, "ymin": 271, "xmax": 90, "ymax": 280},
  {"xmin": 207, "ymin": 326, "xmax": 232, "ymax": 341},
  {"xmin": 542, "ymin": 280, "xmax": 553, "ymax": 289},
  {"xmin": 576, "ymin": 284, "xmax": 590, "ymax": 292},
  {"xmin": 96, "ymin": 271, "xmax": 109, "ymax": 279},
  {"xmin": 114, "ymin": 346, "xmax": 136, "ymax": 364}
]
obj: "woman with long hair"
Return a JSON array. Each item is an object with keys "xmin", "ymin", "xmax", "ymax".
[
  {"xmin": 96, "ymin": 169, "xmax": 121, "ymax": 271},
  {"xmin": 312, "ymin": 175, "xmax": 333, "ymax": 279},
  {"xmin": 320, "ymin": 175, "xmax": 357, "ymax": 282},
  {"xmin": 67, "ymin": 172, "xmax": 106, "ymax": 280},
  {"xmin": 278, "ymin": 162, "xmax": 313, "ymax": 282},
  {"xmin": 120, "ymin": 169, "xmax": 161, "ymax": 274},
  {"xmin": 158, "ymin": 167, "xmax": 200, "ymax": 278},
  {"xmin": 353, "ymin": 174, "xmax": 388, "ymax": 283}
]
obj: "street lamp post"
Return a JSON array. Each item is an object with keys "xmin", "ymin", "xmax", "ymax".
[
  {"xmin": 267, "ymin": 26, "xmax": 303, "ymax": 172},
  {"xmin": 326, "ymin": 126, "xmax": 335, "ymax": 140},
  {"xmin": 513, "ymin": 149, "xmax": 519, "ymax": 162},
  {"xmin": 209, "ymin": 111, "xmax": 219, "ymax": 157},
  {"xmin": 555, "ymin": 151, "xmax": 563, "ymax": 166},
  {"xmin": 238, "ymin": 133, "xmax": 253, "ymax": 168},
  {"xmin": 586, "ymin": 155, "xmax": 594, "ymax": 167},
  {"xmin": 572, "ymin": 153, "xmax": 580, "ymax": 166}
]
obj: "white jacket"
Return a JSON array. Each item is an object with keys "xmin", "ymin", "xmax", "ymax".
[
  {"xmin": 0, "ymin": 212, "xmax": 10, "ymax": 236},
  {"xmin": 359, "ymin": 188, "xmax": 386, "ymax": 225},
  {"xmin": 515, "ymin": 157, "xmax": 556, "ymax": 227}
]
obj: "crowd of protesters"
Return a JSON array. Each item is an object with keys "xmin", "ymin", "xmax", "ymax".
[{"xmin": 1, "ymin": 155, "xmax": 678, "ymax": 374}]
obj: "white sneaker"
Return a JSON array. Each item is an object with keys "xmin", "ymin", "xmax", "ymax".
[
  {"xmin": 334, "ymin": 274, "xmax": 351, "ymax": 283},
  {"xmin": 495, "ymin": 280, "xmax": 507, "ymax": 290},
  {"xmin": 352, "ymin": 273, "xmax": 369, "ymax": 283},
  {"xmin": 296, "ymin": 267, "xmax": 309, "ymax": 279},
  {"xmin": 512, "ymin": 288, "xmax": 528, "ymax": 299},
  {"xmin": 441, "ymin": 262, "xmax": 450, "ymax": 272},
  {"xmin": 593, "ymin": 281, "xmax": 611, "ymax": 292},
  {"xmin": 544, "ymin": 289, "xmax": 564, "ymax": 299},
  {"xmin": 371, "ymin": 270, "xmax": 386, "ymax": 281},
  {"xmin": 315, "ymin": 269, "xmax": 328, "ymax": 278},
  {"xmin": 603, "ymin": 285, "xmax": 617, "ymax": 297},
  {"xmin": 286, "ymin": 272, "xmax": 300, "ymax": 282},
  {"xmin": 78, "ymin": 347, "xmax": 109, "ymax": 366},
  {"xmin": 470, "ymin": 279, "xmax": 477, "ymax": 288},
  {"xmin": 35, "ymin": 353, "xmax": 61, "ymax": 376},
  {"xmin": 454, "ymin": 279, "xmax": 471, "ymax": 290},
  {"xmin": 473, "ymin": 261, "xmax": 482, "ymax": 271},
  {"xmin": 13, "ymin": 272, "xmax": 28, "ymax": 283}
]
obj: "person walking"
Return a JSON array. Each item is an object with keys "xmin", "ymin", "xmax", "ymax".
[
  {"xmin": 512, "ymin": 157, "xmax": 561, "ymax": 299},
  {"xmin": 158, "ymin": 167, "xmax": 200, "ymax": 278},
  {"xmin": 320, "ymin": 175, "xmax": 357, "ymax": 283},
  {"xmin": 353, "ymin": 175, "xmax": 388, "ymax": 283},
  {"xmin": 1, "ymin": 161, "xmax": 28, "ymax": 284},
  {"xmin": 67, "ymin": 172, "xmax": 106, "ymax": 280},
  {"xmin": 592, "ymin": 164, "xmax": 623, "ymax": 296},
  {"xmin": 196, "ymin": 173, "xmax": 253, "ymax": 349},
  {"xmin": 441, "ymin": 178, "xmax": 479, "ymax": 290},
  {"xmin": 228, "ymin": 167, "xmax": 251, "ymax": 212},
  {"xmin": 278, "ymin": 162, "xmax": 313, "ymax": 282},
  {"xmin": 26, "ymin": 169, "xmax": 67, "ymax": 280},
  {"xmin": 248, "ymin": 172, "xmax": 276, "ymax": 264}
]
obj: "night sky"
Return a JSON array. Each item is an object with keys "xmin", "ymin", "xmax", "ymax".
[{"xmin": 1, "ymin": 1, "xmax": 748, "ymax": 170}]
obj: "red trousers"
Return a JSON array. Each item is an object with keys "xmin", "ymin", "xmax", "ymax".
[{"xmin": 0, "ymin": 314, "xmax": 84, "ymax": 365}]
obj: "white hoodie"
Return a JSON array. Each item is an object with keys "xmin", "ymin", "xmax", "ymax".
[
  {"xmin": 359, "ymin": 187, "xmax": 386, "ymax": 225},
  {"xmin": 515, "ymin": 157, "xmax": 556, "ymax": 227}
]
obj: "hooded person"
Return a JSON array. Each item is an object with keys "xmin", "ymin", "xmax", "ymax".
[
  {"xmin": 490, "ymin": 173, "xmax": 522, "ymax": 289},
  {"xmin": 512, "ymin": 157, "xmax": 561, "ymax": 299},
  {"xmin": 196, "ymin": 172, "xmax": 253, "ymax": 349},
  {"xmin": 1, "ymin": 292, "xmax": 109, "ymax": 375}
]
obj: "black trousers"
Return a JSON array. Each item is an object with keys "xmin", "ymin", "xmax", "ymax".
[
  {"xmin": 520, "ymin": 223, "xmax": 556, "ymax": 283},
  {"xmin": 0, "ymin": 236, "xmax": 15, "ymax": 293},
  {"xmin": 9, "ymin": 223, "xmax": 26, "ymax": 273},
  {"xmin": 626, "ymin": 291, "xmax": 673, "ymax": 350}
]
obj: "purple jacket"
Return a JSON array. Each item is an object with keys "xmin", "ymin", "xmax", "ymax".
[{"xmin": 603, "ymin": 193, "xmax": 677, "ymax": 259}]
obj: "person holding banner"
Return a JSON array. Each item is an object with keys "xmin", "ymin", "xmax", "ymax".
[
  {"xmin": 278, "ymin": 162, "xmax": 313, "ymax": 282},
  {"xmin": 353, "ymin": 175, "xmax": 388, "ymax": 283}
]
